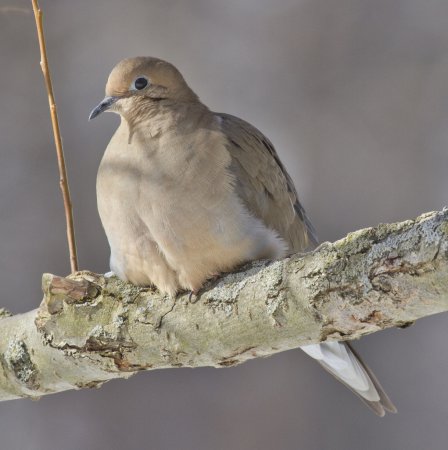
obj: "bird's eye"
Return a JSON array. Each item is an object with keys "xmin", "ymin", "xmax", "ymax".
[{"xmin": 132, "ymin": 77, "xmax": 149, "ymax": 90}]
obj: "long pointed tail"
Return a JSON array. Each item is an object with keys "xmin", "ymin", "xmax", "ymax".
[{"xmin": 301, "ymin": 341, "xmax": 397, "ymax": 417}]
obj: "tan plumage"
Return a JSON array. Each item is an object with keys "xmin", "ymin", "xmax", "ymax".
[{"xmin": 91, "ymin": 56, "xmax": 395, "ymax": 416}]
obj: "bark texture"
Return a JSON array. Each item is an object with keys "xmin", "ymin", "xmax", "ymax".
[{"xmin": 0, "ymin": 209, "xmax": 447, "ymax": 402}]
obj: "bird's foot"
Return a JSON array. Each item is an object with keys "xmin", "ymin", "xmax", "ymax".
[
  {"xmin": 188, "ymin": 289, "xmax": 200, "ymax": 303},
  {"xmin": 187, "ymin": 273, "xmax": 222, "ymax": 302}
]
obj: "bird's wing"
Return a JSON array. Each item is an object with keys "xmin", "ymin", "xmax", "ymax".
[{"xmin": 217, "ymin": 112, "xmax": 318, "ymax": 253}]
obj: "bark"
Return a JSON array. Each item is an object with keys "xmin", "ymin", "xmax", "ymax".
[{"xmin": 0, "ymin": 209, "xmax": 447, "ymax": 402}]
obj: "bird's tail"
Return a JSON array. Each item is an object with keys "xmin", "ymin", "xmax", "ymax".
[{"xmin": 301, "ymin": 341, "xmax": 397, "ymax": 417}]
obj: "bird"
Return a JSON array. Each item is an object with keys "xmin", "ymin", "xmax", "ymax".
[{"xmin": 90, "ymin": 56, "xmax": 396, "ymax": 416}]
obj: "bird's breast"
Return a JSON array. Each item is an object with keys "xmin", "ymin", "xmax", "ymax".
[{"xmin": 97, "ymin": 120, "xmax": 235, "ymax": 235}]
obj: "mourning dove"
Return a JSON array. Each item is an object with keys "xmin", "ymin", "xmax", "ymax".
[{"xmin": 90, "ymin": 56, "xmax": 396, "ymax": 416}]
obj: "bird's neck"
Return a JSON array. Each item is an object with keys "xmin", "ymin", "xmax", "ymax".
[{"xmin": 122, "ymin": 99, "xmax": 211, "ymax": 140}]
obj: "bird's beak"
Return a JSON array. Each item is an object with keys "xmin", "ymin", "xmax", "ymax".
[{"xmin": 89, "ymin": 96, "xmax": 119, "ymax": 121}]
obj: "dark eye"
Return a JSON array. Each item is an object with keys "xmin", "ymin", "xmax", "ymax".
[{"xmin": 133, "ymin": 77, "xmax": 148, "ymax": 90}]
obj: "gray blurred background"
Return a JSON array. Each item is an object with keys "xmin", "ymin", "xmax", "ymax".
[{"xmin": 0, "ymin": 0, "xmax": 447, "ymax": 449}]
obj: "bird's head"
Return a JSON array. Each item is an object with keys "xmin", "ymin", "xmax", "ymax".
[{"xmin": 89, "ymin": 57, "xmax": 198, "ymax": 120}]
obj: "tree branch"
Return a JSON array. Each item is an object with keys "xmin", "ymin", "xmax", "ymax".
[{"xmin": 0, "ymin": 209, "xmax": 447, "ymax": 402}]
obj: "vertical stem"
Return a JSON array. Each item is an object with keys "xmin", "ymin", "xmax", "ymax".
[{"xmin": 31, "ymin": 0, "xmax": 78, "ymax": 273}]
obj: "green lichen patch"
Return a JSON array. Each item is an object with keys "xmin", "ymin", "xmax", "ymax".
[
  {"xmin": 0, "ymin": 308, "xmax": 12, "ymax": 318},
  {"xmin": 5, "ymin": 340, "xmax": 40, "ymax": 390}
]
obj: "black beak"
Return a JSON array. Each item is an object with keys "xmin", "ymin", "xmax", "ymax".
[{"xmin": 89, "ymin": 96, "xmax": 119, "ymax": 121}]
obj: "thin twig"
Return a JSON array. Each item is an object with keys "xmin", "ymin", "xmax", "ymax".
[{"xmin": 31, "ymin": 0, "xmax": 78, "ymax": 272}]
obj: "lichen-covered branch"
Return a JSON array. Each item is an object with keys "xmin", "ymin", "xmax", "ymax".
[{"xmin": 0, "ymin": 210, "xmax": 447, "ymax": 402}]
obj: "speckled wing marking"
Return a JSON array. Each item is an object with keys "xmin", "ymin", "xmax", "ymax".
[{"xmin": 216, "ymin": 112, "xmax": 318, "ymax": 253}]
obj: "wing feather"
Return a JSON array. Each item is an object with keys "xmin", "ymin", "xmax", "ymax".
[{"xmin": 217, "ymin": 112, "xmax": 317, "ymax": 252}]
